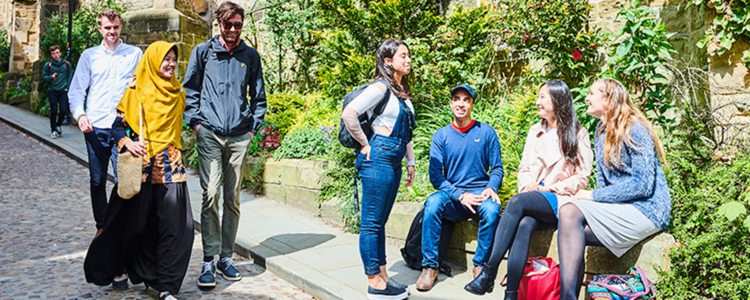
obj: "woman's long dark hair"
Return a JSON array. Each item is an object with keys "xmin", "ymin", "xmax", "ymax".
[
  {"xmin": 374, "ymin": 39, "xmax": 413, "ymax": 100},
  {"xmin": 543, "ymin": 80, "xmax": 582, "ymax": 166}
]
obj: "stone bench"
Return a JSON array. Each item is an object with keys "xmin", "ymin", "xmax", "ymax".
[
  {"xmin": 222, "ymin": 154, "xmax": 676, "ymax": 289},
  {"xmin": 386, "ymin": 202, "xmax": 676, "ymax": 283}
]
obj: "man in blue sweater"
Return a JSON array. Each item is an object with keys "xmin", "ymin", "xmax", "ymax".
[{"xmin": 416, "ymin": 84, "xmax": 504, "ymax": 291}]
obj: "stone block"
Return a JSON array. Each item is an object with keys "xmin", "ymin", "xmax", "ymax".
[
  {"xmin": 584, "ymin": 232, "xmax": 676, "ymax": 281},
  {"xmin": 283, "ymin": 187, "xmax": 321, "ymax": 216},
  {"xmin": 180, "ymin": 130, "xmax": 196, "ymax": 152},
  {"xmin": 384, "ymin": 202, "xmax": 422, "ymax": 241},
  {"xmin": 194, "ymin": 0, "xmax": 207, "ymax": 15},
  {"xmin": 320, "ymin": 197, "xmax": 345, "ymax": 226},
  {"xmin": 263, "ymin": 158, "xmax": 331, "ymax": 189},
  {"xmin": 448, "ymin": 218, "xmax": 479, "ymax": 253},
  {"xmin": 263, "ymin": 182, "xmax": 285, "ymax": 202},
  {"xmin": 660, "ymin": 4, "xmax": 690, "ymax": 35},
  {"xmin": 597, "ymin": 0, "xmax": 626, "ymax": 22}
]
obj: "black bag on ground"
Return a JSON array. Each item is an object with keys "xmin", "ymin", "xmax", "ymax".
[
  {"xmin": 400, "ymin": 204, "xmax": 455, "ymax": 276},
  {"xmin": 338, "ymin": 79, "xmax": 391, "ymax": 150}
]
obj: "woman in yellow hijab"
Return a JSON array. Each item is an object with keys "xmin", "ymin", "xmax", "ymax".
[{"xmin": 84, "ymin": 41, "xmax": 192, "ymax": 300}]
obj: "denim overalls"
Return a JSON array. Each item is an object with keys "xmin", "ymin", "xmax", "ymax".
[{"xmin": 356, "ymin": 96, "xmax": 414, "ymax": 275}]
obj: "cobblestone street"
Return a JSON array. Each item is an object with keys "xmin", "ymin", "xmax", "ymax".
[{"xmin": 0, "ymin": 122, "xmax": 315, "ymax": 300}]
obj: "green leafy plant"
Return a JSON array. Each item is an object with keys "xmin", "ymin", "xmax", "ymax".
[
  {"xmin": 272, "ymin": 126, "xmax": 331, "ymax": 159},
  {"xmin": 693, "ymin": 0, "xmax": 750, "ymax": 68},
  {"xmin": 0, "ymin": 29, "xmax": 10, "ymax": 73},
  {"xmin": 601, "ymin": 0, "xmax": 677, "ymax": 128},
  {"xmin": 6, "ymin": 76, "xmax": 32, "ymax": 99},
  {"xmin": 262, "ymin": 0, "xmax": 324, "ymax": 92},
  {"xmin": 40, "ymin": 0, "xmax": 126, "ymax": 64},
  {"xmin": 495, "ymin": 0, "xmax": 606, "ymax": 87}
]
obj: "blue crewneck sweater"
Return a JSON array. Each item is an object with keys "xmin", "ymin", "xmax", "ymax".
[{"xmin": 429, "ymin": 121, "xmax": 504, "ymax": 200}]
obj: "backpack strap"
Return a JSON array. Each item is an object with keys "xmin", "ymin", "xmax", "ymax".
[{"xmin": 367, "ymin": 79, "xmax": 391, "ymax": 125}]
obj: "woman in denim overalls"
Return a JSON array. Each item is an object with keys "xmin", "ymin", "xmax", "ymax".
[{"xmin": 341, "ymin": 39, "xmax": 416, "ymax": 300}]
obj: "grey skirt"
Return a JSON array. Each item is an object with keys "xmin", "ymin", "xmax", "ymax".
[{"xmin": 570, "ymin": 201, "xmax": 660, "ymax": 257}]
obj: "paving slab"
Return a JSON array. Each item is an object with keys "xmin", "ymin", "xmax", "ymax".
[{"xmin": 0, "ymin": 102, "xmax": 506, "ymax": 300}]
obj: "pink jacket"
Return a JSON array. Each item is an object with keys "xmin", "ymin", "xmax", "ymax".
[{"xmin": 516, "ymin": 122, "xmax": 594, "ymax": 209}]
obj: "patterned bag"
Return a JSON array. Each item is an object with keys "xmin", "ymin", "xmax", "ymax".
[{"xmin": 587, "ymin": 266, "xmax": 656, "ymax": 300}]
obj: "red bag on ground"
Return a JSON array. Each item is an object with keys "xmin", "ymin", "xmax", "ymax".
[{"xmin": 519, "ymin": 256, "xmax": 561, "ymax": 300}]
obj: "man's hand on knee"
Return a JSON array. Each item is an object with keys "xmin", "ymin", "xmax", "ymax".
[
  {"xmin": 460, "ymin": 193, "xmax": 485, "ymax": 214},
  {"xmin": 480, "ymin": 188, "xmax": 500, "ymax": 203}
]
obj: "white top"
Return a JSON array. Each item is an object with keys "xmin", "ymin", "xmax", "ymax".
[
  {"xmin": 347, "ymin": 84, "xmax": 415, "ymax": 129},
  {"xmin": 68, "ymin": 40, "xmax": 143, "ymax": 129},
  {"xmin": 341, "ymin": 82, "xmax": 415, "ymax": 166}
]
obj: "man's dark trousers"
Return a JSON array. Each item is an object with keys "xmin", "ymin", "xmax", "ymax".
[
  {"xmin": 84, "ymin": 127, "xmax": 116, "ymax": 229},
  {"xmin": 48, "ymin": 90, "xmax": 69, "ymax": 131}
]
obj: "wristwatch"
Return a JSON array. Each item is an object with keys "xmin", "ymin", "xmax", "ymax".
[{"xmin": 458, "ymin": 193, "xmax": 465, "ymax": 201}]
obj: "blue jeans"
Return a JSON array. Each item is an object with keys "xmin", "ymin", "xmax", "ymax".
[
  {"xmin": 84, "ymin": 127, "xmax": 116, "ymax": 229},
  {"xmin": 357, "ymin": 135, "xmax": 407, "ymax": 275},
  {"xmin": 421, "ymin": 190, "xmax": 502, "ymax": 268}
]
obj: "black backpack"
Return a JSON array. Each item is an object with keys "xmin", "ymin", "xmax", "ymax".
[
  {"xmin": 400, "ymin": 204, "xmax": 455, "ymax": 277},
  {"xmin": 338, "ymin": 79, "xmax": 391, "ymax": 150}
]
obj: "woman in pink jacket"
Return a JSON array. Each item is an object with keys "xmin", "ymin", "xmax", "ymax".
[{"xmin": 465, "ymin": 80, "xmax": 594, "ymax": 299}]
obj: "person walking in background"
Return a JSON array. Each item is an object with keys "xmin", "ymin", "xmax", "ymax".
[
  {"xmin": 416, "ymin": 84, "xmax": 504, "ymax": 292},
  {"xmin": 182, "ymin": 1, "xmax": 266, "ymax": 288},
  {"xmin": 42, "ymin": 45, "xmax": 72, "ymax": 139},
  {"xmin": 557, "ymin": 78, "xmax": 671, "ymax": 300},
  {"xmin": 68, "ymin": 9, "xmax": 143, "ymax": 236},
  {"xmin": 342, "ymin": 39, "xmax": 416, "ymax": 300},
  {"xmin": 464, "ymin": 80, "xmax": 593, "ymax": 299},
  {"xmin": 84, "ymin": 41, "xmax": 192, "ymax": 300}
]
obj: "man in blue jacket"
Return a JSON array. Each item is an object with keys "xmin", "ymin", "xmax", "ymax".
[
  {"xmin": 416, "ymin": 85, "xmax": 504, "ymax": 291},
  {"xmin": 182, "ymin": 1, "xmax": 266, "ymax": 288}
]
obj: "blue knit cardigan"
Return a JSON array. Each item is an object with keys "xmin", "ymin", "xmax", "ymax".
[{"xmin": 592, "ymin": 121, "xmax": 672, "ymax": 230}]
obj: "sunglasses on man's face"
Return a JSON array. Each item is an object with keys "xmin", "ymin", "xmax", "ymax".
[{"xmin": 222, "ymin": 22, "xmax": 243, "ymax": 30}]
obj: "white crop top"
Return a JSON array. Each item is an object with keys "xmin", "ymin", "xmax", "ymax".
[{"xmin": 347, "ymin": 84, "xmax": 415, "ymax": 129}]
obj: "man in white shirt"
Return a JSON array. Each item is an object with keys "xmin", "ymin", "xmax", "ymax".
[{"xmin": 68, "ymin": 9, "xmax": 143, "ymax": 236}]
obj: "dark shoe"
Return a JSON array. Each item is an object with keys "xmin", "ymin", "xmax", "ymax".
[
  {"xmin": 416, "ymin": 267, "xmax": 439, "ymax": 291},
  {"xmin": 504, "ymin": 290, "xmax": 518, "ymax": 300},
  {"xmin": 217, "ymin": 257, "xmax": 242, "ymax": 281},
  {"xmin": 388, "ymin": 278, "xmax": 409, "ymax": 294},
  {"xmin": 112, "ymin": 276, "xmax": 128, "ymax": 290},
  {"xmin": 197, "ymin": 261, "xmax": 216, "ymax": 287},
  {"xmin": 472, "ymin": 266, "xmax": 483, "ymax": 278},
  {"xmin": 158, "ymin": 291, "xmax": 177, "ymax": 300},
  {"xmin": 367, "ymin": 283, "xmax": 408, "ymax": 300},
  {"xmin": 464, "ymin": 264, "xmax": 498, "ymax": 295},
  {"xmin": 56, "ymin": 126, "xmax": 62, "ymax": 136}
]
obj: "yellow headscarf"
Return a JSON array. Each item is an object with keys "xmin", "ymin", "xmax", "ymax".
[{"xmin": 117, "ymin": 41, "xmax": 185, "ymax": 158}]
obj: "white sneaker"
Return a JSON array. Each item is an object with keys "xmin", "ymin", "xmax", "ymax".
[
  {"xmin": 51, "ymin": 131, "xmax": 59, "ymax": 139},
  {"xmin": 55, "ymin": 126, "xmax": 62, "ymax": 136}
]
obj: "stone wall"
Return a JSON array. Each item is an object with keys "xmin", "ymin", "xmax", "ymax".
[
  {"xmin": 121, "ymin": 0, "xmax": 211, "ymax": 81},
  {"xmin": 10, "ymin": 0, "xmax": 41, "ymax": 72}
]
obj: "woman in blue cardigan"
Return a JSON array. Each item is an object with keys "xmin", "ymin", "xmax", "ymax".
[{"xmin": 558, "ymin": 78, "xmax": 671, "ymax": 300}]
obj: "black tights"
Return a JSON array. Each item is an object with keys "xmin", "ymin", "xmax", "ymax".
[
  {"xmin": 485, "ymin": 192, "xmax": 557, "ymax": 291},
  {"xmin": 558, "ymin": 203, "xmax": 603, "ymax": 300}
]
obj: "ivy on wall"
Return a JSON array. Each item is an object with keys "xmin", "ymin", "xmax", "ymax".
[{"xmin": 694, "ymin": 0, "xmax": 750, "ymax": 68}]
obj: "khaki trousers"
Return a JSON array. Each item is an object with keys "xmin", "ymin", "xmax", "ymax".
[{"xmin": 196, "ymin": 126, "xmax": 251, "ymax": 258}]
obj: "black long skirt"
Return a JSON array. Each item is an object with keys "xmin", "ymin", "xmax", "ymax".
[{"xmin": 84, "ymin": 182, "xmax": 194, "ymax": 294}]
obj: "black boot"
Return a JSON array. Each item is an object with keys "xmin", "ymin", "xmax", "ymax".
[
  {"xmin": 504, "ymin": 290, "xmax": 518, "ymax": 300},
  {"xmin": 464, "ymin": 264, "xmax": 498, "ymax": 295}
]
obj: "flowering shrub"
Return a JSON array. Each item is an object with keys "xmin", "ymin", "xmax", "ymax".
[
  {"xmin": 247, "ymin": 122, "xmax": 281, "ymax": 157},
  {"xmin": 495, "ymin": 0, "xmax": 607, "ymax": 87}
]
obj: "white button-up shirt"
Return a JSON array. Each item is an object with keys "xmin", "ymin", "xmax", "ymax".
[{"xmin": 68, "ymin": 39, "xmax": 143, "ymax": 129}]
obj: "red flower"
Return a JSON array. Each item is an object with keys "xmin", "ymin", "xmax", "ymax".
[
  {"xmin": 590, "ymin": 43, "xmax": 598, "ymax": 49},
  {"xmin": 571, "ymin": 49, "xmax": 582, "ymax": 61},
  {"xmin": 523, "ymin": 34, "xmax": 530, "ymax": 39}
]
